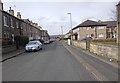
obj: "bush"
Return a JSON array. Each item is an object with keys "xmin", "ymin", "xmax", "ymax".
[{"xmin": 14, "ymin": 36, "xmax": 29, "ymax": 46}]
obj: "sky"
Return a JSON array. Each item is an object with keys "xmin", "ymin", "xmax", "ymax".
[{"xmin": 2, "ymin": 0, "xmax": 119, "ymax": 35}]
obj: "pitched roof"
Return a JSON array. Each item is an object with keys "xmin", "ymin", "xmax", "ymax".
[
  {"xmin": 101, "ymin": 21, "xmax": 117, "ymax": 28},
  {"xmin": 116, "ymin": 1, "xmax": 120, "ymax": 6},
  {"xmin": 72, "ymin": 20, "xmax": 106, "ymax": 30}
]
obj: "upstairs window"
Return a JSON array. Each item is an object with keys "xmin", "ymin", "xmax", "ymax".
[
  {"xmin": 3, "ymin": 16, "xmax": 8, "ymax": 26},
  {"xmin": 98, "ymin": 26, "xmax": 104, "ymax": 29},
  {"xmin": 10, "ymin": 18, "xmax": 14, "ymax": 28},
  {"xmin": 16, "ymin": 22, "xmax": 19, "ymax": 29}
]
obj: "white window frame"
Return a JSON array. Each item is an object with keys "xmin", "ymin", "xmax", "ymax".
[
  {"xmin": 98, "ymin": 33, "xmax": 104, "ymax": 38},
  {"xmin": 3, "ymin": 16, "xmax": 8, "ymax": 27},
  {"xmin": 10, "ymin": 18, "xmax": 14, "ymax": 28},
  {"xmin": 98, "ymin": 26, "xmax": 104, "ymax": 29}
]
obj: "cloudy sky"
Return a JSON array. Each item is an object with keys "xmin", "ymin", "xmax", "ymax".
[{"xmin": 2, "ymin": 0, "xmax": 119, "ymax": 35}]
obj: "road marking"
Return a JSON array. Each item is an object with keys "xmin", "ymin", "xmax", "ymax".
[{"xmin": 63, "ymin": 43, "xmax": 109, "ymax": 81}]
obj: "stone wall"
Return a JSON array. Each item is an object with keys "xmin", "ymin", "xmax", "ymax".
[
  {"xmin": 72, "ymin": 41, "xmax": 118, "ymax": 61},
  {"xmin": 72, "ymin": 41, "xmax": 86, "ymax": 50},
  {"xmin": 90, "ymin": 43, "xmax": 118, "ymax": 60},
  {"xmin": 2, "ymin": 45, "xmax": 16, "ymax": 54}
]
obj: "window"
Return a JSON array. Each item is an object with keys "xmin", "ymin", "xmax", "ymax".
[
  {"xmin": 91, "ymin": 26, "xmax": 95, "ymax": 30},
  {"xmin": 98, "ymin": 26, "xmax": 104, "ymax": 29},
  {"xmin": 16, "ymin": 22, "xmax": 19, "ymax": 28},
  {"xmin": 3, "ymin": 31, "xmax": 6, "ymax": 38},
  {"xmin": 29, "ymin": 27, "xmax": 31, "ymax": 32},
  {"xmin": 87, "ymin": 27, "xmax": 90, "ymax": 30},
  {"xmin": 3, "ymin": 16, "xmax": 8, "ymax": 26},
  {"xmin": 91, "ymin": 34, "xmax": 94, "ymax": 37},
  {"xmin": 98, "ymin": 33, "xmax": 104, "ymax": 37},
  {"xmin": 21, "ymin": 25, "xmax": 23, "ymax": 29},
  {"xmin": 6, "ymin": 32, "xmax": 9, "ymax": 38},
  {"xmin": 10, "ymin": 18, "xmax": 14, "ymax": 28},
  {"xmin": 86, "ymin": 34, "xmax": 90, "ymax": 37},
  {"xmin": 3, "ymin": 31, "xmax": 9, "ymax": 38},
  {"xmin": 22, "ymin": 24, "xmax": 26, "ymax": 31}
]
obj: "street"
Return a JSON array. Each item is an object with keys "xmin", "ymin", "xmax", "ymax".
[{"xmin": 2, "ymin": 41, "xmax": 118, "ymax": 81}]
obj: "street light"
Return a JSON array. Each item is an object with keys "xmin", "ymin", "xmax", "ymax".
[
  {"xmin": 67, "ymin": 12, "xmax": 73, "ymax": 44},
  {"xmin": 61, "ymin": 26, "xmax": 63, "ymax": 40}
]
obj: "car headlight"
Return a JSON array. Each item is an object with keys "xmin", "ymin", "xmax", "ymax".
[
  {"xmin": 25, "ymin": 46, "xmax": 28, "ymax": 49},
  {"xmin": 31, "ymin": 46, "xmax": 36, "ymax": 49}
]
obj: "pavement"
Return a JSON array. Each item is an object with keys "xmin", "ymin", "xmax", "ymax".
[
  {"xmin": 1, "ymin": 47, "xmax": 25, "ymax": 62},
  {"xmin": 62, "ymin": 41, "xmax": 118, "ymax": 68}
]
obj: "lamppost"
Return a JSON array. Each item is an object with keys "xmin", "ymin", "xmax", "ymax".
[
  {"xmin": 61, "ymin": 26, "xmax": 63, "ymax": 40},
  {"xmin": 67, "ymin": 12, "xmax": 73, "ymax": 44}
]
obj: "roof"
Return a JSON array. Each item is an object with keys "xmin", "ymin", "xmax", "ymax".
[
  {"xmin": 72, "ymin": 20, "xmax": 106, "ymax": 30},
  {"xmin": 101, "ymin": 21, "xmax": 117, "ymax": 28},
  {"xmin": 116, "ymin": 1, "xmax": 120, "ymax": 6}
]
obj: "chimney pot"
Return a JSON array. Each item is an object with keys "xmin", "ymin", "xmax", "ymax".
[
  {"xmin": 10, "ymin": 7, "xmax": 11, "ymax": 10},
  {"xmin": 17, "ymin": 12, "xmax": 21, "ymax": 19},
  {"xmin": 9, "ymin": 7, "xmax": 14, "ymax": 16}
]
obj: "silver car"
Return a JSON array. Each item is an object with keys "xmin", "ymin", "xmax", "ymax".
[{"xmin": 25, "ymin": 41, "xmax": 42, "ymax": 52}]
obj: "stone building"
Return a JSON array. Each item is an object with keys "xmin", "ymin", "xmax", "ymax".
[
  {"xmin": 72, "ymin": 20, "xmax": 107, "ymax": 40},
  {"xmin": 1, "ymin": 1, "xmax": 50, "ymax": 53},
  {"xmin": 72, "ymin": 20, "xmax": 117, "ymax": 41}
]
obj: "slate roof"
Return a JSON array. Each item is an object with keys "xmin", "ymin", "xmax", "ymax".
[
  {"xmin": 72, "ymin": 20, "xmax": 106, "ymax": 30},
  {"xmin": 101, "ymin": 21, "xmax": 117, "ymax": 28},
  {"xmin": 116, "ymin": 1, "xmax": 120, "ymax": 6}
]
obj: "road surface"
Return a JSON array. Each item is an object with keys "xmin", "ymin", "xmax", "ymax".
[{"xmin": 2, "ymin": 41, "xmax": 118, "ymax": 81}]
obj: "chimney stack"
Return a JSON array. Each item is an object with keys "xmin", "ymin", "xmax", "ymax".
[
  {"xmin": 17, "ymin": 12, "xmax": 21, "ymax": 19},
  {"xmin": 9, "ymin": 7, "xmax": 14, "ymax": 16},
  {"xmin": 0, "ymin": 0, "xmax": 3, "ymax": 10},
  {"xmin": 98, "ymin": 20, "xmax": 101, "ymax": 23}
]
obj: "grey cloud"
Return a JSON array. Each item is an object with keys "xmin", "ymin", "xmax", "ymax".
[{"xmin": 38, "ymin": 17, "xmax": 50, "ymax": 21}]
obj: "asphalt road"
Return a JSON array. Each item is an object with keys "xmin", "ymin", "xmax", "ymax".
[{"xmin": 2, "ymin": 41, "xmax": 118, "ymax": 81}]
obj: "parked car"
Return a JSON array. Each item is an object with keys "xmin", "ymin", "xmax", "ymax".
[
  {"xmin": 25, "ymin": 41, "xmax": 42, "ymax": 52},
  {"xmin": 30, "ymin": 39, "xmax": 44, "ymax": 44},
  {"xmin": 44, "ymin": 40, "xmax": 50, "ymax": 44}
]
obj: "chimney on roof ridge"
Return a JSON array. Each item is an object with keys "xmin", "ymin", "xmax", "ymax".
[
  {"xmin": 17, "ymin": 12, "xmax": 21, "ymax": 19},
  {"xmin": 98, "ymin": 20, "xmax": 101, "ymax": 23},
  {"xmin": 9, "ymin": 7, "xmax": 14, "ymax": 16},
  {"xmin": 0, "ymin": 0, "xmax": 3, "ymax": 10}
]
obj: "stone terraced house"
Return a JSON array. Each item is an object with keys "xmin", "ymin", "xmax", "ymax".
[{"xmin": 0, "ymin": 1, "xmax": 50, "ymax": 53}]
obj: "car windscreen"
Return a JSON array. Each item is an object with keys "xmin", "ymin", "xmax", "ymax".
[{"xmin": 28, "ymin": 42, "xmax": 38, "ymax": 45}]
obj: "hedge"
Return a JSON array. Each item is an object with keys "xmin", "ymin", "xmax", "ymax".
[{"xmin": 14, "ymin": 36, "xmax": 29, "ymax": 46}]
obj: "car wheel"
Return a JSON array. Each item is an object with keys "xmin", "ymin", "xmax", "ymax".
[
  {"xmin": 25, "ymin": 50, "xmax": 28, "ymax": 52},
  {"xmin": 40, "ymin": 48, "xmax": 42, "ymax": 50}
]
